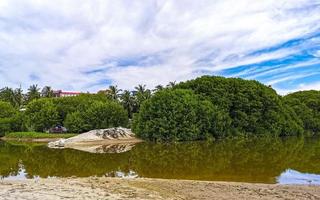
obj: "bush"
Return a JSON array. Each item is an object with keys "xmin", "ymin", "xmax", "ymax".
[
  {"xmin": 284, "ymin": 90, "xmax": 320, "ymax": 136},
  {"xmin": 64, "ymin": 101, "xmax": 128, "ymax": 133},
  {"xmin": 0, "ymin": 101, "xmax": 18, "ymax": 136},
  {"xmin": 52, "ymin": 93, "xmax": 108, "ymax": 124},
  {"xmin": 132, "ymin": 89, "xmax": 227, "ymax": 142},
  {"xmin": 176, "ymin": 76, "xmax": 303, "ymax": 137},
  {"xmin": 24, "ymin": 98, "xmax": 60, "ymax": 132},
  {"xmin": 64, "ymin": 111, "xmax": 88, "ymax": 133}
]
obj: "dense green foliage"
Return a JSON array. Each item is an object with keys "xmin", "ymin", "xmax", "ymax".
[
  {"xmin": 65, "ymin": 101, "xmax": 128, "ymax": 133},
  {"xmin": 5, "ymin": 132, "xmax": 76, "ymax": 139},
  {"xmin": 24, "ymin": 95, "xmax": 128, "ymax": 133},
  {"xmin": 133, "ymin": 76, "xmax": 304, "ymax": 141},
  {"xmin": 1, "ymin": 76, "xmax": 319, "ymax": 141},
  {"xmin": 0, "ymin": 101, "xmax": 18, "ymax": 136},
  {"xmin": 284, "ymin": 90, "xmax": 320, "ymax": 136},
  {"xmin": 25, "ymin": 98, "xmax": 60, "ymax": 132},
  {"xmin": 133, "ymin": 89, "xmax": 227, "ymax": 141},
  {"xmin": 176, "ymin": 76, "xmax": 303, "ymax": 137}
]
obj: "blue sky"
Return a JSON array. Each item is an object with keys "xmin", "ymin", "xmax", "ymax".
[{"xmin": 0, "ymin": 0, "xmax": 320, "ymax": 94}]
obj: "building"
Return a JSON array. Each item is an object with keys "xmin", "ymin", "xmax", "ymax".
[{"xmin": 53, "ymin": 90, "xmax": 81, "ymax": 97}]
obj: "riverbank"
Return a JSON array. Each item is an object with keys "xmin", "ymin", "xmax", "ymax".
[
  {"xmin": 1, "ymin": 132, "xmax": 77, "ymax": 142},
  {"xmin": 0, "ymin": 177, "xmax": 319, "ymax": 200}
]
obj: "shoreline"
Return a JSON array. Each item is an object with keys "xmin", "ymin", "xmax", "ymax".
[
  {"xmin": 1, "ymin": 137, "xmax": 61, "ymax": 143},
  {"xmin": 0, "ymin": 177, "xmax": 319, "ymax": 200}
]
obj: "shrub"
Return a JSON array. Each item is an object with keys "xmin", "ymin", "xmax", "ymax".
[
  {"xmin": 64, "ymin": 101, "xmax": 128, "ymax": 133},
  {"xmin": 132, "ymin": 89, "xmax": 227, "ymax": 142},
  {"xmin": 52, "ymin": 93, "xmax": 108, "ymax": 124},
  {"xmin": 0, "ymin": 101, "xmax": 18, "ymax": 136},
  {"xmin": 284, "ymin": 90, "xmax": 320, "ymax": 136},
  {"xmin": 176, "ymin": 76, "xmax": 303, "ymax": 137},
  {"xmin": 24, "ymin": 98, "xmax": 60, "ymax": 132}
]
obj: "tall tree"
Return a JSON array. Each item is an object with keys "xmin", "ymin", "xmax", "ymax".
[
  {"xmin": 13, "ymin": 87, "xmax": 24, "ymax": 108},
  {"xmin": 107, "ymin": 85, "xmax": 122, "ymax": 101},
  {"xmin": 153, "ymin": 84, "xmax": 164, "ymax": 93},
  {"xmin": 27, "ymin": 84, "xmax": 40, "ymax": 103},
  {"xmin": 120, "ymin": 90, "xmax": 136, "ymax": 118},
  {"xmin": 167, "ymin": 81, "xmax": 176, "ymax": 88},
  {"xmin": 0, "ymin": 87, "xmax": 15, "ymax": 106},
  {"xmin": 41, "ymin": 86, "xmax": 54, "ymax": 98},
  {"xmin": 134, "ymin": 84, "xmax": 151, "ymax": 109}
]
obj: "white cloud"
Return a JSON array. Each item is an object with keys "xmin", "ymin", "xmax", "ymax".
[
  {"xmin": 0, "ymin": 0, "xmax": 319, "ymax": 92},
  {"xmin": 276, "ymin": 82, "xmax": 320, "ymax": 95}
]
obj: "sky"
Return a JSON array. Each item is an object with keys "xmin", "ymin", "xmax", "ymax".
[{"xmin": 0, "ymin": 0, "xmax": 320, "ymax": 95}]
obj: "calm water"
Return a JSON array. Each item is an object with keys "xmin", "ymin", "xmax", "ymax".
[{"xmin": 1, "ymin": 137, "xmax": 320, "ymax": 184}]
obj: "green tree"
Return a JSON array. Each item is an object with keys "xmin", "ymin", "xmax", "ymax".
[
  {"xmin": 166, "ymin": 81, "xmax": 176, "ymax": 88},
  {"xmin": 0, "ymin": 87, "xmax": 24, "ymax": 108},
  {"xmin": 176, "ymin": 76, "xmax": 303, "ymax": 137},
  {"xmin": 64, "ymin": 111, "xmax": 88, "ymax": 133},
  {"xmin": 120, "ymin": 90, "xmax": 136, "ymax": 118},
  {"xmin": 132, "ymin": 89, "xmax": 224, "ymax": 142},
  {"xmin": 134, "ymin": 84, "xmax": 151, "ymax": 109},
  {"xmin": 27, "ymin": 84, "xmax": 40, "ymax": 103},
  {"xmin": 24, "ymin": 98, "xmax": 59, "ymax": 132},
  {"xmin": 41, "ymin": 86, "xmax": 54, "ymax": 98},
  {"xmin": 0, "ymin": 101, "xmax": 18, "ymax": 136},
  {"xmin": 284, "ymin": 90, "xmax": 320, "ymax": 136},
  {"xmin": 107, "ymin": 85, "xmax": 122, "ymax": 101},
  {"xmin": 13, "ymin": 87, "xmax": 24, "ymax": 108},
  {"xmin": 64, "ymin": 100, "xmax": 128, "ymax": 133},
  {"xmin": 153, "ymin": 85, "xmax": 164, "ymax": 92}
]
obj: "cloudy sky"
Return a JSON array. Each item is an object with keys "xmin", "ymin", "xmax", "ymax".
[{"xmin": 0, "ymin": 0, "xmax": 320, "ymax": 94}]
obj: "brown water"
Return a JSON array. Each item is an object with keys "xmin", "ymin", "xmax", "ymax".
[{"xmin": 1, "ymin": 137, "xmax": 320, "ymax": 184}]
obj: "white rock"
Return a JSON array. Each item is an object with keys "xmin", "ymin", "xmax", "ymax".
[{"xmin": 48, "ymin": 127, "xmax": 136, "ymax": 149}]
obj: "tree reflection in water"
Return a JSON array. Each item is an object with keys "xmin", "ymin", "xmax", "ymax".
[{"xmin": 0, "ymin": 136, "xmax": 320, "ymax": 184}]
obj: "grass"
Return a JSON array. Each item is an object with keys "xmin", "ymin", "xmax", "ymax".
[{"xmin": 5, "ymin": 132, "xmax": 77, "ymax": 139}]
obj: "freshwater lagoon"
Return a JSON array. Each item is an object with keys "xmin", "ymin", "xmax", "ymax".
[{"xmin": 1, "ymin": 137, "xmax": 320, "ymax": 184}]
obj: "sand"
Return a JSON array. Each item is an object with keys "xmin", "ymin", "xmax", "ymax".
[{"xmin": 0, "ymin": 177, "xmax": 319, "ymax": 200}]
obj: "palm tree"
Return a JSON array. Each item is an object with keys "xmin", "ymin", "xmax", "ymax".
[
  {"xmin": 153, "ymin": 84, "xmax": 164, "ymax": 92},
  {"xmin": 27, "ymin": 84, "xmax": 40, "ymax": 102},
  {"xmin": 108, "ymin": 85, "xmax": 122, "ymax": 101},
  {"xmin": 134, "ymin": 84, "xmax": 146, "ymax": 94},
  {"xmin": 41, "ymin": 86, "xmax": 54, "ymax": 98},
  {"xmin": 167, "ymin": 81, "xmax": 176, "ymax": 88},
  {"xmin": 120, "ymin": 90, "xmax": 136, "ymax": 118},
  {"xmin": 134, "ymin": 84, "xmax": 151, "ymax": 109},
  {"xmin": 13, "ymin": 87, "xmax": 24, "ymax": 107},
  {"xmin": 0, "ymin": 87, "xmax": 16, "ymax": 107}
]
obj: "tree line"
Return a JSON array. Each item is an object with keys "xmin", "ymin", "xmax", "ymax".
[
  {"xmin": 0, "ymin": 82, "xmax": 174, "ymax": 136},
  {"xmin": 0, "ymin": 76, "xmax": 320, "ymax": 141}
]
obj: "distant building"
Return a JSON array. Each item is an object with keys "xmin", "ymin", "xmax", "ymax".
[{"xmin": 53, "ymin": 90, "xmax": 81, "ymax": 97}]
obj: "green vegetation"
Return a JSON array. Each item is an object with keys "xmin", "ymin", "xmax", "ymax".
[
  {"xmin": 5, "ymin": 132, "xmax": 77, "ymax": 139},
  {"xmin": 133, "ymin": 76, "xmax": 304, "ymax": 141},
  {"xmin": 133, "ymin": 89, "xmax": 227, "ymax": 141},
  {"xmin": 0, "ymin": 75, "xmax": 319, "ymax": 141},
  {"xmin": 25, "ymin": 98, "xmax": 60, "ymax": 132},
  {"xmin": 0, "ymin": 101, "xmax": 20, "ymax": 137},
  {"xmin": 64, "ymin": 100, "xmax": 128, "ymax": 133},
  {"xmin": 284, "ymin": 90, "xmax": 320, "ymax": 136}
]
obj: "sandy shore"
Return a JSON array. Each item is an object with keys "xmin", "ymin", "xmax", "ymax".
[{"xmin": 0, "ymin": 177, "xmax": 319, "ymax": 200}]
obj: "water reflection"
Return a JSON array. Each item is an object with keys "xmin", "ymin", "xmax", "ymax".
[
  {"xmin": 67, "ymin": 143, "xmax": 137, "ymax": 154},
  {"xmin": 277, "ymin": 169, "xmax": 320, "ymax": 185},
  {"xmin": 1, "ymin": 137, "xmax": 320, "ymax": 184}
]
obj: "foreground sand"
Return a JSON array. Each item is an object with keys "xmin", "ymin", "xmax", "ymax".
[{"xmin": 0, "ymin": 177, "xmax": 319, "ymax": 200}]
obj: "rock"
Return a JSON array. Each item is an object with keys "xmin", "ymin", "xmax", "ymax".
[
  {"xmin": 48, "ymin": 139, "xmax": 66, "ymax": 148},
  {"xmin": 48, "ymin": 127, "xmax": 139, "ymax": 150}
]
